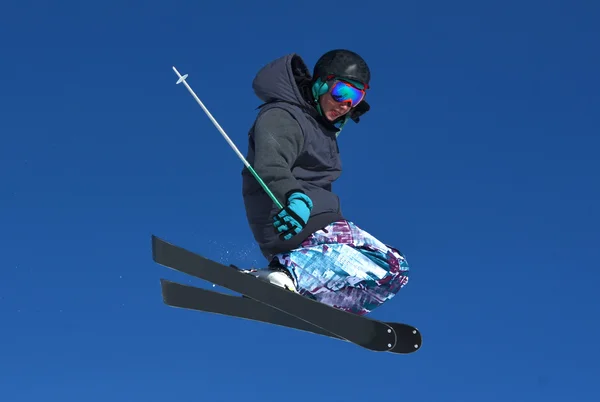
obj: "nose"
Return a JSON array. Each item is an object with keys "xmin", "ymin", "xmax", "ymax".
[{"xmin": 338, "ymin": 101, "xmax": 351, "ymax": 111}]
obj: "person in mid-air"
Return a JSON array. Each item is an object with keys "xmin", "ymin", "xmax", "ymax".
[{"xmin": 241, "ymin": 49, "xmax": 410, "ymax": 316}]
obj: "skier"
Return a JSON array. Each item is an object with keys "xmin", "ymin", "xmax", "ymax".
[{"xmin": 241, "ymin": 49, "xmax": 410, "ymax": 316}]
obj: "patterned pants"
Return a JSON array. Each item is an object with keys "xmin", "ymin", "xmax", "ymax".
[{"xmin": 272, "ymin": 220, "xmax": 410, "ymax": 315}]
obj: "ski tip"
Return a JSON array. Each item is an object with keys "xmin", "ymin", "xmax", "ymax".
[
  {"xmin": 387, "ymin": 323, "xmax": 423, "ymax": 354},
  {"xmin": 159, "ymin": 278, "xmax": 170, "ymax": 304},
  {"xmin": 151, "ymin": 234, "xmax": 161, "ymax": 261}
]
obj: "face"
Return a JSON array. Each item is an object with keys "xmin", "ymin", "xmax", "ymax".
[{"xmin": 319, "ymin": 91, "xmax": 352, "ymax": 121}]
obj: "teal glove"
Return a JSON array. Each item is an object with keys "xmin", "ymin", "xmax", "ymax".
[{"xmin": 273, "ymin": 192, "xmax": 313, "ymax": 240}]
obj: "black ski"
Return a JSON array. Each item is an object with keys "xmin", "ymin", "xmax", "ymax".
[
  {"xmin": 160, "ymin": 279, "xmax": 421, "ymax": 354},
  {"xmin": 160, "ymin": 279, "xmax": 342, "ymax": 339},
  {"xmin": 152, "ymin": 235, "xmax": 422, "ymax": 354}
]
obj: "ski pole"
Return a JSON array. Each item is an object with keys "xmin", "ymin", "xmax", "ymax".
[{"xmin": 171, "ymin": 66, "xmax": 284, "ymax": 210}]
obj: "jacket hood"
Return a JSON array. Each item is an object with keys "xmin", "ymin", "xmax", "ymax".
[{"xmin": 252, "ymin": 54, "xmax": 315, "ymax": 110}]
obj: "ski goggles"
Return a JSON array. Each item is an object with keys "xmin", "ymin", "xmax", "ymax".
[{"xmin": 329, "ymin": 80, "xmax": 366, "ymax": 107}]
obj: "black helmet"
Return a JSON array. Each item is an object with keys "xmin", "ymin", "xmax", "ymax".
[{"xmin": 313, "ymin": 49, "xmax": 371, "ymax": 87}]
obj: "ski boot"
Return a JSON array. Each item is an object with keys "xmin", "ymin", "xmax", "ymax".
[{"xmin": 232, "ymin": 263, "xmax": 297, "ymax": 293}]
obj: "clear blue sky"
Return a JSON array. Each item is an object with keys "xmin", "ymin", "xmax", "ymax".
[{"xmin": 1, "ymin": 0, "xmax": 598, "ymax": 400}]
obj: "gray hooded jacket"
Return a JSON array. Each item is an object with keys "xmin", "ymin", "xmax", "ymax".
[{"xmin": 242, "ymin": 54, "xmax": 344, "ymax": 260}]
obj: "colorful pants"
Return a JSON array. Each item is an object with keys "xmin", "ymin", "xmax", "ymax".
[{"xmin": 272, "ymin": 220, "xmax": 410, "ymax": 315}]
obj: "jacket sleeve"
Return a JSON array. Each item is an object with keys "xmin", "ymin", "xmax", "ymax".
[{"xmin": 252, "ymin": 107, "xmax": 305, "ymax": 204}]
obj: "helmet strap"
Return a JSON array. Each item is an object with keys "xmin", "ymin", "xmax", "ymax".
[{"xmin": 311, "ymin": 77, "xmax": 329, "ymax": 117}]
